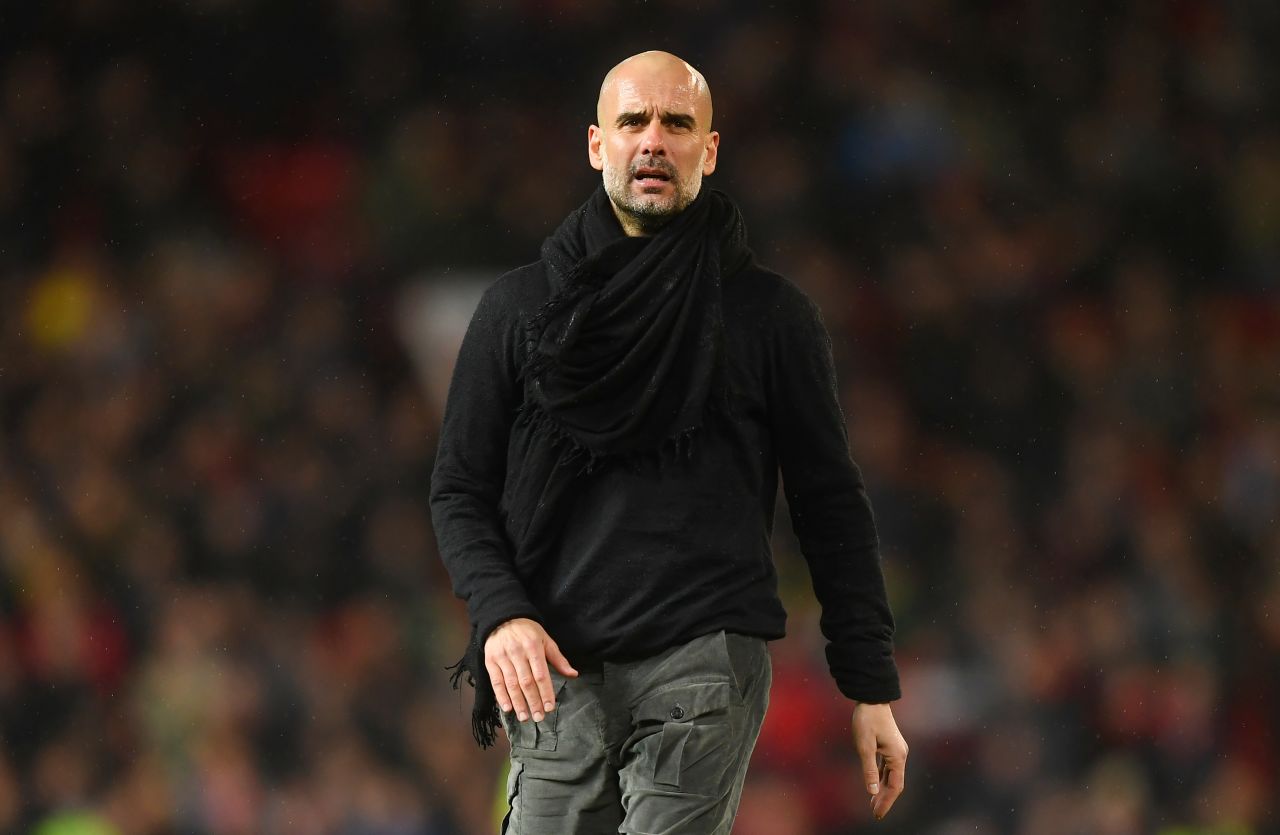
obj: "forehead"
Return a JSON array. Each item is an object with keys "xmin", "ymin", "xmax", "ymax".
[{"xmin": 602, "ymin": 68, "xmax": 707, "ymax": 120}]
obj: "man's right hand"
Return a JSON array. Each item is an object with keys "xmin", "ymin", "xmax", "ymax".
[{"xmin": 484, "ymin": 617, "xmax": 579, "ymax": 723}]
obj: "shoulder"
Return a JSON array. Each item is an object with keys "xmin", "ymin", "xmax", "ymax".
[
  {"xmin": 485, "ymin": 260, "xmax": 550, "ymax": 302},
  {"xmin": 490, "ymin": 259, "xmax": 548, "ymax": 291},
  {"xmin": 726, "ymin": 261, "xmax": 826, "ymax": 331},
  {"xmin": 474, "ymin": 260, "xmax": 553, "ymax": 322}
]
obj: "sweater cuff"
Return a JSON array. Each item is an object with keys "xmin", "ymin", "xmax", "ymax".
[
  {"xmin": 470, "ymin": 580, "xmax": 544, "ymax": 646},
  {"xmin": 826, "ymin": 642, "xmax": 902, "ymax": 703}
]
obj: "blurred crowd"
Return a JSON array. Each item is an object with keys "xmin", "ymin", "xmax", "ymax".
[{"xmin": 1, "ymin": 1, "xmax": 1278, "ymax": 833}]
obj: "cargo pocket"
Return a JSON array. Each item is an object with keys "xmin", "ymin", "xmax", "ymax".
[
  {"xmin": 654, "ymin": 722, "xmax": 694, "ymax": 787},
  {"xmin": 636, "ymin": 679, "xmax": 738, "ymax": 793},
  {"xmin": 501, "ymin": 678, "xmax": 567, "ymax": 753}
]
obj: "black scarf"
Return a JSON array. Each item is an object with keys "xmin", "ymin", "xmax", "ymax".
[{"xmin": 449, "ymin": 184, "xmax": 752, "ymax": 747}]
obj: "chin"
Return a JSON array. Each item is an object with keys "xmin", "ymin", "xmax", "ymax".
[{"xmin": 639, "ymin": 195, "xmax": 676, "ymax": 211}]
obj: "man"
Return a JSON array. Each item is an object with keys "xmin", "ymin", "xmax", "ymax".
[{"xmin": 430, "ymin": 50, "xmax": 908, "ymax": 833}]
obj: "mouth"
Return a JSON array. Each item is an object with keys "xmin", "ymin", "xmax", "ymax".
[{"xmin": 633, "ymin": 167, "xmax": 673, "ymax": 187}]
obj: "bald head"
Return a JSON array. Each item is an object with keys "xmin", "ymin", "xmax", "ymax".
[
  {"xmin": 596, "ymin": 51, "xmax": 713, "ymax": 131},
  {"xmin": 588, "ymin": 50, "xmax": 720, "ymax": 235}
]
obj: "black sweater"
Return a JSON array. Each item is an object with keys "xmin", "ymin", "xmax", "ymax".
[{"xmin": 429, "ymin": 258, "xmax": 901, "ymax": 703}]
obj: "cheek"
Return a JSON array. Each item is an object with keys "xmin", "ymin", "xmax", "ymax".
[
  {"xmin": 684, "ymin": 148, "xmax": 709, "ymax": 180},
  {"xmin": 606, "ymin": 136, "xmax": 633, "ymax": 162}
]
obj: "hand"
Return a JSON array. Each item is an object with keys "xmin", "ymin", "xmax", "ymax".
[
  {"xmin": 852, "ymin": 702, "xmax": 908, "ymax": 821},
  {"xmin": 484, "ymin": 617, "xmax": 579, "ymax": 723}
]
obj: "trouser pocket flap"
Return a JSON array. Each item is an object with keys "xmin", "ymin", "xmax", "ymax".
[{"xmin": 655, "ymin": 721, "xmax": 693, "ymax": 787}]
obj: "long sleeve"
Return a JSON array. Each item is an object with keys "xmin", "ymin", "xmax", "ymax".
[
  {"xmin": 767, "ymin": 283, "xmax": 901, "ymax": 703},
  {"xmin": 429, "ymin": 280, "xmax": 541, "ymax": 644}
]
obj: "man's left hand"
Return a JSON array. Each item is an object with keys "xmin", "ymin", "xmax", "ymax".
[{"xmin": 852, "ymin": 701, "xmax": 908, "ymax": 820}]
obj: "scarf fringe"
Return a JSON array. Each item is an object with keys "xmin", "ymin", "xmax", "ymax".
[
  {"xmin": 447, "ymin": 625, "xmax": 501, "ymax": 749},
  {"xmin": 513, "ymin": 397, "xmax": 708, "ymax": 476}
]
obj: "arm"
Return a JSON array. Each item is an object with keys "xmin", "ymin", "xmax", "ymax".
[
  {"xmin": 428, "ymin": 281, "xmax": 576, "ymax": 724},
  {"xmin": 767, "ymin": 282, "xmax": 908, "ymax": 818},
  {"xmin": 429, "ymin": 283, "xmax": 539, "ymax": 644},
  {"xmin": 767, "ymin": 285, "xmax": 900, "ymax": 702}
]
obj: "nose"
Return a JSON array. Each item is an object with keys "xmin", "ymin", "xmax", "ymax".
[{"xmin": 639, "ymin": 119, "xmax": 666, "ymax": 156}]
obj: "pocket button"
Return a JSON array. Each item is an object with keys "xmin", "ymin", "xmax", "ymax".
[{"xmin": 670, "ymin": 704, "xmax": 685, "ymax": 720}]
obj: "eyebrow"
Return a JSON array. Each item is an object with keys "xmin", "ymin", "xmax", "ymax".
[{"xmin": 614, "ymin": 109, "xmax": 697, "ymax": 130}]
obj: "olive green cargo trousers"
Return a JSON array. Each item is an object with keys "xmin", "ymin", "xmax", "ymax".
[{"xmin": 499, "ymin": 630, "xmax": 772, "ymax": 834}]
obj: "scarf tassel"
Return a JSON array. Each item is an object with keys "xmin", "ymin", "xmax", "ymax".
[{"xmin": 446, "ymin": 625, "xmax": 502, "ymax": 749}]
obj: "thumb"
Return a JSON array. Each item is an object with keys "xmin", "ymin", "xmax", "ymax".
[{"xmin": 544, "ymin": 638, "xmax": 579, "ymax": 677}]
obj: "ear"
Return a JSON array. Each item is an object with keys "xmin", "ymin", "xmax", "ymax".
[
  {"xmin": 702, "ymin": 131, "xmax": 720, "ymax": 176},
  {"xmin": 588, "ymin": 124, "xmax": 605, "ymax": 171}
]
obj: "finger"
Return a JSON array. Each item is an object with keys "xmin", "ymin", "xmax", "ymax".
[
  {"xmin": 854, "ymin": 734, "xmax": 880, "ymax": 796},
  {"xmin": 545, "ymin": 638, "xmax": 579, "ymax": 678},
  {"xmin": 510, "ymin": 650, "xmax": 545, "ymax": 722},
  {"xmin": 486, "ymin": 660, "xmax": 512, "ymax": 713},
  {"xmin": 872, "ymin": 755, "xmax": 906, "ymax": 820},
  {"xmin": 527, "ymin": 651, "xmax": 556, "ymax": 716},
  {"xmin": 886, "ymin": 752, "xmax": 906, "ymax": 791},
  {"xmin": 498, "ymin": 657, "xmax": 531, "ymax": 721}
]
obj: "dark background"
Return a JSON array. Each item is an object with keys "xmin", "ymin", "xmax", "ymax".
[{"xmin": 1, "ymin": 1, "xmax": 1278, "ymax": 833}]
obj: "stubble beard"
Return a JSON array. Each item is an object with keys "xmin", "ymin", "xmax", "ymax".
[{"xmin": 602, "ymin": 158, "xmax": 703, "ymax": 235}]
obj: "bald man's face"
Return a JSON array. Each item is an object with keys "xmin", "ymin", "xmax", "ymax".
[{"xmin": 588, "ymin": 59, "xmax": 719, "ymax": 235}]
